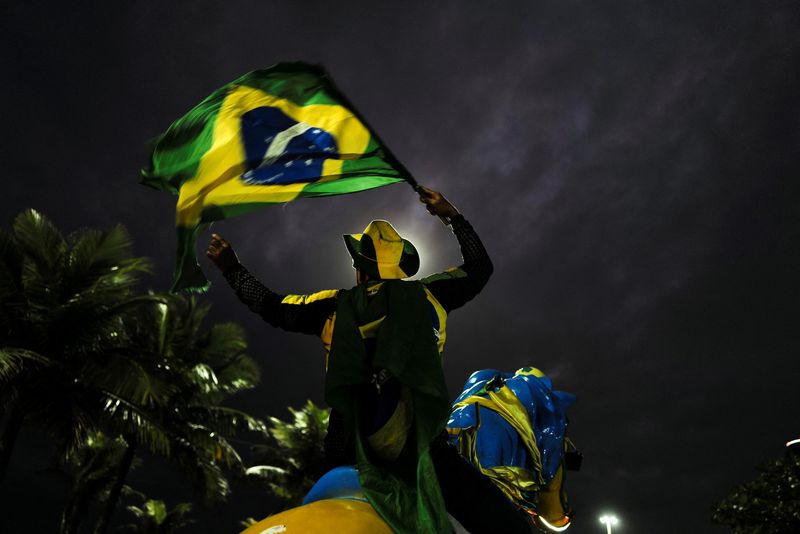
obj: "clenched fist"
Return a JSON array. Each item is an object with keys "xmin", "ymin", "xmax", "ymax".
[
  {"xmin": 206, "ymin": 233, "xmax": 240, "ymax": 272},
  {"xmin": 417, "ymin": 185, "xmax": 459, "ymax": 220}
]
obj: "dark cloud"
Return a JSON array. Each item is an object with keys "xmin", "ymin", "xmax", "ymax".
[{"xmin": 2, "ymin": 1, "xmax": 799, "ymax": 532}]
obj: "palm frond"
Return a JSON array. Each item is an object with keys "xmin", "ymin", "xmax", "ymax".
[
  {"xmin": 180, "ymin": 422, "xmax": 244, "ymax": 468},
  {"xmin": 212, "ymin": 352, "xmax": 261, "ymax": 394},
  {"xmin": 199, "ymin": 323, "xmax": 247, "ymax": 365},
  {"xmin": 63, "ymin": 225, "xmax": 151, "ymax": 300},
  {"xmin": 247, "ymin": 400, "xmax": 330, "ymax": 506},
  {"xmin": 189, "ymin": 363, "xmax": 221, "ymax": 394},
  {"xmin": 78, "ymin": 351, "xmax": 159, "ymax": 407},
  {"xmin": 66, "ymin": 225, "xmax": 135, "ymax": 271},
  {"xmin": 185, "ymin": 405, "xmax": 268, "ymax": 437},
  {"xmin": 98, "ymin": 391, "xmax": 173, "ymax": 457},
  {"xmin": 268, "ymin": 400, "xmax": 330, "ymax": 451},
  {"xmin": 12, "ymin": 209, "xmax": 67, "ymax": 279},
  {"xmin": 104, "ymin": 293, "xmax": 170, "ymax": 318},
  {"xmin": 0, "ymin": 347, "xmax": 50, "ymax": 381}
]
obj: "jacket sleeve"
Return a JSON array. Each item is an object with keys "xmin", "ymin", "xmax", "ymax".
[
  {"xmin": 422, "ymin": 214, "xmax": 494, "ymax": 313},
  {"xmin": 222, "ymin": 264, "xmax": 338, "ymax": 336}
]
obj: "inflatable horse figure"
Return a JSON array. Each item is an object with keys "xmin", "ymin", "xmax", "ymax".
[
  {"xmin": 239, "ymin": 467, "xmax": 469, "ymax": 534},
  {"xmin": 446, "ymin": 367, "xmax": 577, "ymax": 532},
  {"xmin": 241, "ymin": 367, "xmax": 575, "ymax": 534},
  {"xmin": 240, "ymin": 466, "xmax": 392, "ymax": 534}
]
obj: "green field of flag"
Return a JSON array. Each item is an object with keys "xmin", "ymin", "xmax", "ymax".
[{"xmin": 143, "ymin": 62, "xmax": 412, "ymax": 292}]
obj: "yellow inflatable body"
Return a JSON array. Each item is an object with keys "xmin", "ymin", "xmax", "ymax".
[{"xmin": 240, "ymin": 499, "xmax": 393, "ymax": 534}]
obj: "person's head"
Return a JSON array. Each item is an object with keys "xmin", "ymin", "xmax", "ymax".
[{"xmin": 344, "ymin": 220, "xmax": 419, "ymax": 284}]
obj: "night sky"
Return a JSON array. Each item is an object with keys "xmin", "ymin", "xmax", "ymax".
[{"xmin": 3, "ymin": 1, "xmax": 799, "ymax": 533}]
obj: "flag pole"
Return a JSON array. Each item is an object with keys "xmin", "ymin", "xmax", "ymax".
[
  {"xmin": 316, "ymin": 65, "xmax": 421, "ymax": 192},
  {"xmin": 316, "ymin": 65, "xmax": 445, "ymax": 220},
  {"xmin": 297, "ymin": 64, "xmax": 453, "ymax": 229}
]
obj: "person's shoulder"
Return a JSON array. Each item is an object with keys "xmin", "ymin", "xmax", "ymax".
[
  {"xmin": 280, "ymin": 289, "xmax": 340, "ymax": 305},
  {"xmin": 419, "ymin": 268, "xmax": 468, "ymax": 285}
]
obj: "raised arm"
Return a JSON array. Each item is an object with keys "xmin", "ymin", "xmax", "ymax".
[
  {"xmin": 206, "ymin": 234, "xmax": 336, "ymax": 336},
  {"xmin": 417, "ymin": 187, "xmax": 494, "ymax": 313}
]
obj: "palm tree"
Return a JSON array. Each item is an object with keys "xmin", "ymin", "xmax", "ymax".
[
  {"xmin": 0, "ymin": 210, "xmax": 266, "ymax": 533},
  {"xmin": 54, "ymin": 294, "xmax": 266, "ymax": 534},
  {"xmin": 55, "ymin": 431, "xmax": 141, "ymax": 534},
  {"xmin": 246, "ymin": 400, "xmax": 330, "ymax": 507},
  {"xmin": 92, "ymin": 294, "xmax": 267, "ymax": 534},
  {"xmin": 0, "ymin": 209, "xmax": 155, "ymax": 481}
]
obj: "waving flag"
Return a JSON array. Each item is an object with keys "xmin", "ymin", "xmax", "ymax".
[{"xmin": 143, "ymin": 62, "xmax": 413, "ymax": 292}]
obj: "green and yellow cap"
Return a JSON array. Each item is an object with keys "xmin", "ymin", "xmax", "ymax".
[{"xmin": 344, "ymin": 220, "xmax": 419, "ymax": 280}]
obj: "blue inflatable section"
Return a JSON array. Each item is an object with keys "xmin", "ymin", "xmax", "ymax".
[
  {"xmin": 447, "ymin": 368, "xmax": 575, "ymax": 482},
  {"xmin": 302, "ymin": 466, "xmax": 366, "ymax": 505},
  {"xmin": 474, "ymin": 408, "xmax": 531, "ymax": 470}
]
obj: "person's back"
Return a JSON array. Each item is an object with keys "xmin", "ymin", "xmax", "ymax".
[{"xmin": 206, "ymin": 186, "xmax": 540, "ymax": 532}]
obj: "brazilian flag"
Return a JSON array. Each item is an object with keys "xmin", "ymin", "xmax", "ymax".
[{"xmin": 143, "ymin": 62, "xmax": 412, "ymax": 292}]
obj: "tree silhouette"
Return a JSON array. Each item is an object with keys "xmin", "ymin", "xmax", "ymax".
[
  {"xmin": 92, "ymin": 295, "xmax": 266, "ymax": 534},
  {"xmin": 55, "ymin": 431, "xmax": 141, "ymax": 534},
  {"xmin": 246, "ymin": 400, "xmax": 330, "ymax": 508},
  {"xmin": 712, "ymin": 451, "xmax": 800, "ymax": 533},
  {"xmin": 0, "ymin": 209, "xmax": 155, "ymax": 481},
  {"xmin": 0, "ymin": 210, "xmax": 267, "ymax": 533}
]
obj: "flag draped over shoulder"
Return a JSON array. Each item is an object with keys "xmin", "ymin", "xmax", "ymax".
[{"xmin": 142, "ymin": 62, "xmax": 411, "ymax": 292}]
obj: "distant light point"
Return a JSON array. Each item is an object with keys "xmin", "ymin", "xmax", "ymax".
[{"xmin": 599, "ymin": 514, "xmax": 620, "ymax": 534}]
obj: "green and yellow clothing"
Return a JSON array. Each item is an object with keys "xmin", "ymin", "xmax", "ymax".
[
  {"xmin": 223, "ymin": 215, "xmax": 491, "ymax": 351},
  {"xmin": 223, "ymin": 214, "xmax": 492, "ymax": 532},
  {"xmin": 326, "ymin": 279, "xmax": 451, "ymax": 532}
]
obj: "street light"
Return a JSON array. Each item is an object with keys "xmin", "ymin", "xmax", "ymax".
[
  {"xmin": 787, "ymin": 438, "xmax": 800, "ymax": 457},
  {"xmin": 599, "ymin": 514, "xmax": 619, "ymax": 534}
]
